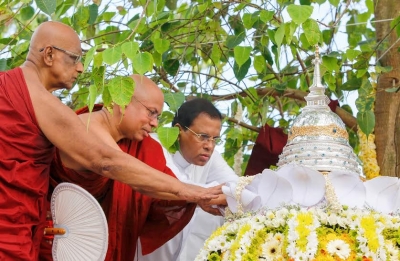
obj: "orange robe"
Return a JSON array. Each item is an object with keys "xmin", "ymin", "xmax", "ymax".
[
  {"xmin": 40, "ymin": 105, "xmax": 196, "ymax": 261},
  {"xmin": 0, "ymin": 68, "xmax": 55, "ymax": 260}
]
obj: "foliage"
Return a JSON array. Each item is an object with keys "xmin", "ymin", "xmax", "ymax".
[{"xmin": 1, "ymin": 0, "xmax": 399, "ymax": 174}]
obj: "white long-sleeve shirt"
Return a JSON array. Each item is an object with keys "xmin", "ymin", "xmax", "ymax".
[{"xmin": 136, "ymin": 136, "xmax": 238, "ymax": 261}]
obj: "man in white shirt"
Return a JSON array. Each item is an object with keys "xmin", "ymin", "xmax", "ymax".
[{"xmin": 137, "ymin": 98, "xmax": 239, "ymax": 261}]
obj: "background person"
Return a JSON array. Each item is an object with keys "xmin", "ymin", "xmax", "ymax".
[
  {"xmin": 0, "ymin": 21, "xmax": 220, "ymax": 261},
  {"xmin": 137, "ymin": 98, "xmax": 239, "ymax": 261}
]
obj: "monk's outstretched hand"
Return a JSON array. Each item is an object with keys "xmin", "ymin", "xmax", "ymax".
[
  {"xmin": 177, "ymin": 183, "xmax": 223, "ymax": 202},
  {"xmin": 198, "ymin": 194, "xmax": 227, "ymax": 216}
]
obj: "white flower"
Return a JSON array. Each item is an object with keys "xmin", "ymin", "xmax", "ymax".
[
  {"xmin": 386, "ymin": 241, "xmax": 399, "ymax": 261},
  {"xmin": 326, "ymin": 239, "xmax": 351, "ymax": 259}
]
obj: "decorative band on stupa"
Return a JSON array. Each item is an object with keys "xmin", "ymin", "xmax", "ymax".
[{"xmin": 277, "ymin": 46, "xmax": 363, "ymax": 176}]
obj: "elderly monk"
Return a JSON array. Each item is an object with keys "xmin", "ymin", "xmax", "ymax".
[
  {"xmin": 39, "ymin": 75, "xmax": 222, "ymax": 261},
  {"xmin": 137, "ymin": 98, "xmax": 238, "ymax": 261},
  {"xmin": 0, "ymin": 21, "xmax": 221, "ymax": 261}
]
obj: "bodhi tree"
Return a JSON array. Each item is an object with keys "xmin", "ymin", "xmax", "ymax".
[{"xmin": 0, "ymin": 0, "xmax": 399, "ymax": 177}]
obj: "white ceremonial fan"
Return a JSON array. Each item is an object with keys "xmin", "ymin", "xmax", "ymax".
[{"xmin": 45, "ymin": 182, "xmax": 108, "ymax": 261}]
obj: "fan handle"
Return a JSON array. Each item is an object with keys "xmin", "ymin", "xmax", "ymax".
[{"xmin": 44, "ymin": 228, "xmax": 66, "ymax": 235}]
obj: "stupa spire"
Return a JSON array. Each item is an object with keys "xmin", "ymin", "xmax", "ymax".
[{"xmin": 304, "ymin": 45, "xmax": 330, "ymax": 109}]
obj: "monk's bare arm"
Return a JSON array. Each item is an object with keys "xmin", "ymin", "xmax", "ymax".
[{"xmin": 27, "ymin": 83, "xmax": 221, "ymax": 202}]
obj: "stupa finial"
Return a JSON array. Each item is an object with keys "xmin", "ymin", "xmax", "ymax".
[{"xmin": 304, "ymin": 45, "xmax": 330, "ymax": 109}]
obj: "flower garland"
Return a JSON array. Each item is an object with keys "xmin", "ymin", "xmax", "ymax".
[
  {"xmin": 358, "ymin": 129, "xmax": 380, "ymax": 179},
  {"xmin": 233, "ymin": 103, "xmax": 243, "ymax": 176},
  {"xmin": 357, "ymin": 80, "xmax": 380, "ymax": 179},
  {"xmin": 195, "ymin": 206, "xmax": 400, "ymax": 261}
]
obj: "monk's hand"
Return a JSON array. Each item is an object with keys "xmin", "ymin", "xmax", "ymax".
[
  {"xmin": 208, "ymin": 193, "xmax": 227, "ymax": 206},
  {"xmin": 197, "ymin": 199, "xmax": 224, "ymax": 216},
  {"xmin": 177, "ymin": 183, "xmax": 223, "ymax": 202}
]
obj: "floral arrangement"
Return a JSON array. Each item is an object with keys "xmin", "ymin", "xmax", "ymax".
[
  {"xmin": 195, "ymin": 206, "xmax": 400, "ymax": 261},
  {"xmin": 358, "ymin": 128, "xmax": 380, "ymax": 180}
]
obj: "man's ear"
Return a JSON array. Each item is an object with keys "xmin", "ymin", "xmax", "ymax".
[{"xmin": 43, "ymin": 47, "xmax": 54, "ymax": 66}]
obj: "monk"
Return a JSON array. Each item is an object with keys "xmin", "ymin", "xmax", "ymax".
[
  {"xmin": 0, "ymin": 21, "xmax": 221, "ymax": 261},
  {"xmin": 39, "ymin": 75, "xmax": 222, "ymax": 261},
  {"xmin": 137, "ymin": 98, "xmax": 238, "ymax": 261}
]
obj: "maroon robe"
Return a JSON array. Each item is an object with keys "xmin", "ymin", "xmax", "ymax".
[
  {"xmin": 40, "ymin": 105, "xmax": 196, "ymax": 261},
  {"xmin": 0, "ymin": 68, "xmax": 55, "ymax": 260}
]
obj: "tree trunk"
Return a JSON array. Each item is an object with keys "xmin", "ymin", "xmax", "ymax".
[{"xmin": 374, "ymin": 0, "xmax": 400, "ymax": 176}]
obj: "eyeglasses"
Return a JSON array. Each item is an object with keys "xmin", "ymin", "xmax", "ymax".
[
  {"xmin": 133, "ymin": 97, "xmax": 161, "ymax": 120},
  {"xmin": 39, "ymin": 45, "xmax": 82, "ymax": 64},
  {"xmin": 184, "ymin": 126, "xmax": 222, "ymax": 145}
]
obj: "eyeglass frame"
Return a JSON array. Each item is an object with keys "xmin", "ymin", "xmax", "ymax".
[
  {"xmin": 133, "ymin": 97, "xmax": 161, "ymax": 121},
  {"xmin": 39, "ymin": 45, "xmax": 82, "ymax": 64},
  {"xmin": 184, "ymin": 126, "xmax": 222, "ymax": 145}
]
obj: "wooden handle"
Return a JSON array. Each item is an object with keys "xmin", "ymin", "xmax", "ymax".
[{"xmin": 44, "ymin": 227, "xmax": 66, "ymax": 235}]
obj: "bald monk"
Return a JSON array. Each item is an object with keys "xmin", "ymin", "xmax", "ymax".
[
  {"xmin": 0, "ymin": 21, "xmax": 221, "ymax": 261},
  {"xmin": 40, "ymin": 75, "xmax": 221, "ymax": 261}
]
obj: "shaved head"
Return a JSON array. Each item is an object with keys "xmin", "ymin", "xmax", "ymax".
[
  {"xmin": 23, "ymin": 21, "xmax": 84, "ymax": 92},
  {"xmin": 30, "ymin": 21, "xmax": 82, "ymax": 55},
  {"xmin": 130, "ymin": 74, "xmax": 163, "ymax": 103}
]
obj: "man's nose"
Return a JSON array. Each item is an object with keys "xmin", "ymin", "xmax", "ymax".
[
  {"xmin": 76, "ymin": 61, "xmax": 84, "ymax": 73},
  {"xmin": 149, "ymin": 117, "xmax": 158, "ymax": 128}
]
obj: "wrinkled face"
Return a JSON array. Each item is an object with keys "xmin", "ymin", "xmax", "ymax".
[
  {"xmin": 119, "ymin": 95, "xmax": 163, "ymax": 141},
  {"xmin": 178, "ymin": 113, "xmax": 222, "ymax": 166},
  {"xmin": 47, "ymin": 35, "xmax": 83, "ymax": 90}
]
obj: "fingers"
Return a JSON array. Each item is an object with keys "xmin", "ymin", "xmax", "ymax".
[{"xmin": 208, "ymin": 194, "xmax": 227, "ymax": 206}]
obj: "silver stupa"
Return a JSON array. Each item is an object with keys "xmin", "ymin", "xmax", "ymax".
[{"xmin": 277, "ymin": 47, "xmax": 363, "ymax": 176}]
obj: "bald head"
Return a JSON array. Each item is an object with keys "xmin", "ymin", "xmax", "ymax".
[
  {"xmin": 30, "ymin": 21, "xmax": 81, "ymax": 54},
  {"xmin": 130, "ymin": 74, "xmax": 163, "ymax": 103}
]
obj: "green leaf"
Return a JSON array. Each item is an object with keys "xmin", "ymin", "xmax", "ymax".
[
  {"xmin": 287, "ymin": 4, "xmax": 313, "ymax": 24},
  {"xmin": 164, "ymin": 92, "xmax": 185, "ymax": 112},
  {"xmin": 226, "ymin": 34, "xmax": 245, "ymax": 49},
  {"xmin": 107, "ymin": 76, "xmax": 135, "ymax": 108},
  {"xmin": 328, "ymin": 0, "xmax": 340, "ymax": 7},
  {"xmin": 341, "ymin": 78, "xmax": 362, "ymax": 91},
  {"xmin": 102, "ymin": 86, "xmax": 112, "ymax": 108},
  {"xmin": 163, "ymin": 59, "xmax": 180, "ymax": 76},
  {"xmin": 357, "ymin": 69, "xmax": 367, "ymax": 78},
  {"xmin": 274, "ymin": 82, "xmax": 287, "ymax": 93},
  {"xmin": 88, "ymin": 4, "xmax": 99, "ymax": 25},
  {"xmin": 234, "ymin": 46, "xmax": 252, "ymax": 67},
  {"xmin": 259, "ymin": 10, "xmax": 274, "ymax": 23},
  {"xmin": 275, "ymin": 25, "xmax": 285, "ymax": 48},
  {"xmin": 132, "ymin": 52, "xmax": 153, "ymax": 75},
  {"xmin": 103, "ymin": 46, "xmax": 122, "ymax": 65},
  {"xmin": 285, "ymin": 22, "xmax": 297, "ymax": 45},
  {"xmin": 152, "ymin": 51, "xmax": 162, "ymax": 66},
  {"xmin": 322, "ymin": 56, "xmax": 338, "ymax": 72},
  {"xmin": 357, "ymin": 111, "xmax": 375, "ymax": 137},
  {"xmin": 376, "ymin": 65, "xmax": 393, "ymax": 73},
  {"xmin": 72, "ymin": 6, "xmax": 90, "ymax": 29},
  {"xmin": 390, "ymin": 15, "xmax": 400, "ymax": 37},
  {"xmin": 0, "ymin": 59, "xmax": 7, "ymax": 71},
  {"xmin": 83, "ymin": 46, "xmax": 96, "ymax": 71},
  {"xmin": 385, "ymin": 87, "xmax": 400, "ymax": 93},
  {"xmin": 35, "ymin": 0, "xmax": 56, "ymax": 15},
  {"xmin": 233, "ymin": 58, "xmax": 251, "ymax": 82},
  {"xmin": 346, "ymin": 49, "xmax": 361, "ymax": 61},
  {"xmin": 154, "ymin": 38, "xmax": 170, "ymax": 54},
  {"xmin": 253, "ymin": 55, "xmax": 266, "ymax": 73},
  {"xmin": 122, "ymin": 42, "xmax": 140, "ymax": 61},
  {"xmin": 210, "ymin": 45, "xmax": 222, "ymax": 64},
  {"xmin": 92, "ymin": 66, "xmax": 105, "ymax": 94},
  {"xmin": 303, "ymin": 19, "xmax": 321, "ymax": 46},
  {"xmin": 20, "ymin": 6, "xmax": 35, "ymax": 21},
  {"xmin": 157, "ymin": 126, "xmax": 179, "ymax": 149},
  {"xmin": 242, "ymin": 13, "xmax": 258, "ymax": 29},
  {"xmin": 88, "ymin": 84, "xmax": 97, "ymax": 113}
]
